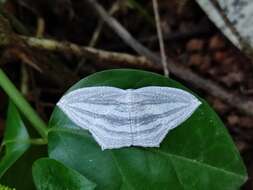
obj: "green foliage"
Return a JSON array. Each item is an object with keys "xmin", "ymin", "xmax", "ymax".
[
  {"xmin": 0, "ymin": 184, "xmax": 15, "ymax": 190},
  {"xmin": 33, "ymin": 158, "xmax": 96, "ymax": 190},
  {"xmin": 48, "ymin": 69, "xmax": 247, "ymax": 190},
  {"xmin": 0, "ymin": 101, "xmax": 30, "ymax": 178},
  {"xmin": 0, "ymin": 102, "xmax": 47, "ymax": 189},
  {"xmin": 0, "ymin": 146, "xmax": 47, "ymax": 189},
  {"xmin": 0, "ymin": 69, "xmax": 248, "ymax": 189},
  {"xmin": 0, "ymin": 69, "xmax": 47, "ymax": 138}
]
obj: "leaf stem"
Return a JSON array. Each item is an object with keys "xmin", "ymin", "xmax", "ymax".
[
  {"xmin": 2, "ymin": 138, "xmax": 47, "ymax": 146},
  {"xmin": 29, "ymin": 138, "xmax": 48, "ymax": 145},
  {"xmin": 0, "ymin": 69, "xmax": 48, "ymax": 138}
]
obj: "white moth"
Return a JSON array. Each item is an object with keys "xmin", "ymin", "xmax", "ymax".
[
  {"xmin": 196, "ymin": 0, "xmax": 253, "ymax": 50},
  {"xmin": 57, "ymin": 86, "xmax": 201, "ymax": 150}
]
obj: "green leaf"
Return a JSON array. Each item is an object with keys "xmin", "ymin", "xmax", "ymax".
[
  {"xmin": 0, "ymin": 146, "xmax": 47, "ymax": 190},
  {"xmin": 0, "ymin": 102, "xmax": 46, "ymax": 189},
  {"xmin": 48, "ymin": 69, "xmax": 247, "ymax": 190},
  {"xmin": 0, "ymin": 101, "xmax": 30, "ymax": 178},
  {"xmin": 33, "ymin": 158, "xmax": 96, "ymax": 190},
  {"xmin": 0, "ymin": 184, "xmax": 15, "ymax": 190}
]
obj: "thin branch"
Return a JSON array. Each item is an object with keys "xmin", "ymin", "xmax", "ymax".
[
  {"xmin": 75, "ymin": 1, "xmax": 122, "ymax": 73},
  {"xmin": 86, "ymin": 0, "xmax": 160, "ymax": 64},
  {"xmin": 167, "ymin": 63, "xmax": 253, "ymax": 116},
  {"xmin": 0, "ymin": 22, "xmax": 251, "ymax": 116},
  {"xmin": 22, "ymin": 36, "xmax": 157, "ymax": 68},
  {"xmin": 35, "ymin": 17, "xmax": 45, "ymax": 38},
  {"xmin": 1, "ymin": 3, "xmax": 252, "ymax": 118},
  {"xmin": 0, "ymin": 34, "xmax": 249, "ymax": 116},
  {"xmin": 84, "ymin": 1, "xmax": 253, "ymax": 115},
  {"xmin": 89, "ymin": 1, "xmax": 121, "ymax": 47},
  {"xmin": 152, "ymin": 0, "xmax": 169, "ymax": 76},
  {"xmin": 20, "ymin": 64, "xmax": 29, "ymax": 95}
]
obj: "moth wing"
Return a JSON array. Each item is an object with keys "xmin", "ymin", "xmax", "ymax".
[
  {"xmin": 57, "ymin": 86, "xmax": 127, "ymax": 130},
  {"xmin": 57, "ymin": 86, "xmax": 201, "ymax": 150},
  {"xmin": 57, "ymin": 86, "xmax": 133, "ymax": 149},
  {"xmin": 132, "ymin": 87, "xmax": 201, "ymax": 147}
]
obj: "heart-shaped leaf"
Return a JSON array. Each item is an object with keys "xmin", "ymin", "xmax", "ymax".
[
  {"xmin": 33, "ymin": 158, "xmax": 96, "ymax": 190},
  {"xmin": 48, "ymin": 69, "xmax": 247, "ymax": 190},
  {"xmin": 0, "ymin": 101, "xmax": 30, "ymax": 178}
]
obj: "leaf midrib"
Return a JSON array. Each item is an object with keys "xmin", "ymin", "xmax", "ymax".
[
  {"xmin": 109, "ymin": 148, "xmax": 246, "ymax": 190},
  {"xmin": 151, "ymin": 149, "xmax": 246, "ymax": 180},
  {"xmin": 110, "ymin": 151, "xmax": 135, "ymax": 190},
  {"xmin": 50, "ymin": 128, "xmax": 247, "ymax": 188}
]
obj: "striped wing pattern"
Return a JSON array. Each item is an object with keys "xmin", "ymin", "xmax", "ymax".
[{"xmin": 57, "ymin": 86, "xmax": 201, "ymax": 150}]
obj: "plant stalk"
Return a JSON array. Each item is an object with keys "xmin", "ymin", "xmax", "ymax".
[{"xmin": 0, "ymin": 69, "xmax": 48, "ymax": 138}]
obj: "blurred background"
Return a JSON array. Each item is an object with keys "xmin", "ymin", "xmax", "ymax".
[{"xmin": 0, "ymin": 0, "xmax": 252, "ymax": 189}]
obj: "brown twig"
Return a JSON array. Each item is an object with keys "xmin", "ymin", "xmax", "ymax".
[
  {"xmin": 86, "ymin": 0, "xmax": 160, "ymax": 64},
  {"xmin": 140, "ymin": 25, "xmax": 214, "ymax": 44},
  {"xmin": 1, "ymin": 35, "xmax": 250, "ymax": 116},
  {"xmin": 20, "ymin": 64, "xmax": 29, "ymax": 95},
  {"xmin": 0, "ymin": 14, "xmax": 78, "ymax": 88},
  {"xmin": 84, "ymin": 1, "xmax": 253, "ymax": 116},
  {"xmin": 35, "ymin": 17, "xmax": 45, "ymax": 38},
  {"xmin": 89, "ymin": 1, "xmax": 122, "ymax": 47},
  {"xmin": 152, "ymin": 0, "xmax": 169, "ymax": 76},
  {"xmin": 0, "ymin": 15, "xmax": 252, "ymax": 116},
  {"xmin": 167, "ymin": 63, "xmax": 253, "ymax": 116},
  {"xmin": 21, "ymin": 36, "xmax": 157, "ymax": 68},
  {"xmin": 75, "ymin": 1, "xmax": 123, "ymax": 74}
]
